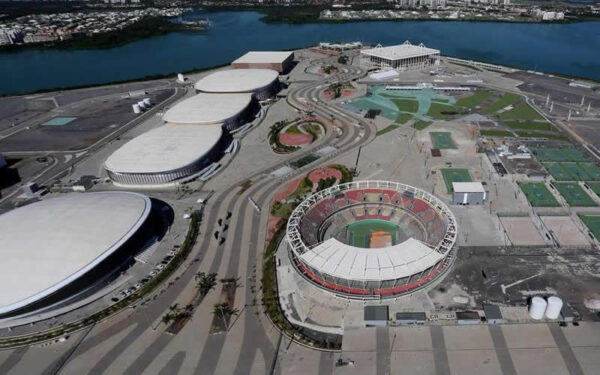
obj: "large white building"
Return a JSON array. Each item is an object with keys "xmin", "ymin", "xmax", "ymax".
[
  {"xmin": 194, "ymin": 69, "xmax": 280, "ymax": 100},
  {"xmin": 361, "ymin": 41, "xmax": 440, "ymax": 72},
  {"xmin": 0, "ymin": 192, "xmax": 153, "ymax": 319}
]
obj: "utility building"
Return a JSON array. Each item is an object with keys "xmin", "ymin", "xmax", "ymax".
[
  {"xmin": 452, "ymin": 182, "xmax": 486, "ymax": 205},
  {"xmin": 360, "ymin": 41, "xmax": 440, "ymax": 72}
]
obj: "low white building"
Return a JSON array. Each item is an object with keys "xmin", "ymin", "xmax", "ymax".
[
  {"xmin": 361, "ymin": 41, "xmax": 440, "ymax": 72},
  {"xmin": 452, "ymin": 182, "xmax": 486, "ymax": 205}
]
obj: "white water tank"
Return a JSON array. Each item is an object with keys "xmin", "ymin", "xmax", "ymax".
[
  {"xmin": 143, "ymin": 98, "xmax": 151, "ymax": 107},
  {"xmin": 132, "ymin": 104, "xmax": 141, "ymax": 114},
  {"xmin": 529, "ymin": 296, "xmax": 547, "ymax": 320},
  {"xmin": 545, "ymin": 296, "xmax": 563, "ymax": 320}
]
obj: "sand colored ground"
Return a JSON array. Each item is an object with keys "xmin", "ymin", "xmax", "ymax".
[
  {"xmin": 499, "ymin": 216, "xmax": 546, "ymax": 246},
  {"xmin": 541, "ymin": 216, "xmax": 591, "ymax": 247}
]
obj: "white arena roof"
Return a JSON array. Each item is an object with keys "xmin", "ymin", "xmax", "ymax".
[
  {"xmin": 233, "ymin": 51, "xmax": 293, "ymax": 65},
  {"xmin": 361, "ymin": 42, "xmax": 440, "ymax": 60},
  {"xmin": 163, "ymin": 93, "xmax": 252, "ymax": 125},
  {"xmin": 299, "ymin": 238, "xmax": 444, "ymax": 282},
  {"xmin": 105, "ymin": 123, "xmax": 222, "ymax": 174},
  {"xmin": 0, "ymin": 192, "xmax": 151, "ymax": 315},
  {"xmin": 194, "ymin": 69, "xmax": 279, "ymax": 94}
]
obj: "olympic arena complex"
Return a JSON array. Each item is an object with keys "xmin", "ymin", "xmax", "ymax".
[
  {"xmin": 0, "ymin": 192, "xmax": 158, "ymax": 320},
  {"xmin": 286, "ymin": 181, "xmax": 458, "ymax": 299}
]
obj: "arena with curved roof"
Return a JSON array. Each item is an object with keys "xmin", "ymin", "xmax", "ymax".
[
  {"xmin": 286, "ymin": 180, "xmax": 457, "ymax": 299},
  {"xmin": 0, "ymin": 192, "xmax": 154, "ymax": 318},
  {"xmin": 194, "ymin": 69, "xmax": 280, "ymax": 100},
  {"xmin": 104, "ymin": 123, "xmax": 224, "ymax": 186},
  {"xmin": 163, "ymin": 92, "xmax": 254, "ymax": 130}
]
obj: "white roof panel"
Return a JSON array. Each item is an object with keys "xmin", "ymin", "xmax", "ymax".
[
  {"xmin": 105, "ymin": 124, "xmax": 222, "ymax": 174},
  {"xmin": 299, "ymin": 237, "xmax": 443, "ymax": 282},
  {"xmin": 163, "ymin": 93, "xmax": 251, "ymax": 125},
  {"xmin": 233, "ymin": 51, "xmax": 293, "ymax": 65},
  {"xmin": 361, "ymin": 42, "xmax": 440, "ymax": 61},
  {"xmin": 194, "ymin": 69, "xmax": 279, "ymax": 94},
  {"xmin": 0, "ymin": 192, "xmax": 151, "ymax": 314},
  {"xmin": 452, "ymin": 182, "xmax": 485, "ymax": 193}
]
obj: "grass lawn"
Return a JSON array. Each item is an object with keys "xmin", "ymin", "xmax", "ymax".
[
  {"xmin": 441, "ymin": 168, "xmax": 472, "ymax": 193},
  {"xmin": 481, "ymin": 93, "xmax": 521, "ymax": 115},
  {"xmin": 515, "ymin": 131, "xmax": 569, "ymax": 141},
  {"xmin": 376, "ymin": 124, "xmax": 400, "ymax": 136},
  {"xmin": 480, "ymin": 129, "xmax": 514, "ymax": 137},
  {"xmin": 413, "ymin": 120, "xmax": 432, "ymax": 130},
  {"xmin": 518, "ymin": 182, "xmax": 560, "ymax": 207},
  {"xmin": 270, "ymin": 202, "xmax": 294, "ymax": 217},
  {"xmin": 391, "ymin": 98, "xmax": 419, "ymax": 113},
  {"xmin": 456, "ymin": 90, "xmax": 492, "ymax": 108},
  {"xmin": 427, "ymin": 102, "xmax": 461, "ymax": 120},
  {"xmin": 496, "ymin": 103, "xmax": 544, "ymax": 120},
  {"xmin": 504, "ymin": 120, "xmax": 556, "ymax": 131},
  {"xmin": 430, "ymin": 132, "xmax": 456, "ymax": 149},
  {"xmin": 395, "ymin": 113, "xmax": 413, "ymax": 124},
  {"xmin": 347, "ymin": 219, "xmax": 399, "ymax": 248},
  {"xmin": 554, "ymin": 183, "xmax": 597, "ymax": 206},
  {"xmin": 578, "ymin": 214, "xmax": 600, "ymax": 240}
]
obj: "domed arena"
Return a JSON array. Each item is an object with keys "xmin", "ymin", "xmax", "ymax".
[{"xmin": 286, "ymin": 181, "xmax": 458, "ymax": 299}]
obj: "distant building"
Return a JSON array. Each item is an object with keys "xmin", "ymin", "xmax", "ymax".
[
  {"xmin": 231, "ymin": 51, "xmax": 294, "ymax": 73},
  {"xmin": 483, "ymin": 305, "xmax": 504, "ymax": 324},
  {"xmin": 394, "ymin": 312, "xmax": 427, "ymax": 325},
  {"xmin": 452, "ymin": 182, "xmax": 486, "ymax": 205},
  {"xmin": 456, "ymin": 311, "xmax": 481, "ymax": 325},
  {"xmin": 360, "ymin": 41, "xmax": 440, "ymax": 72}
]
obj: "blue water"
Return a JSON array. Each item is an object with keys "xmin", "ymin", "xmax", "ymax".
[{"xmin": 1, "ymin": 10, "xmax": 599, "ymax": 95}]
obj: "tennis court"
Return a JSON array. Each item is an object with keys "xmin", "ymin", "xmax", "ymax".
[
  {"xmin": 42, "ymin": 117, "xmax": 77, "ymax": 126},
  {"xmin": 430, "ymin": 132, "xmax": 456, "ymax": 149},
  {"xmin": 579, "ymin": 163, "xmax": 600, "ymax": 181},
  {"xmin": 579, "ymin": 215, "xmax": 600, "ymax": 240},
  {"xmin": 346, "ymin": 219, "xmax": 399, "ymax": 248},
  {"xmin": 544, "ymin": 162, "xmax": 598, "ymax": 181},
  {"xmin": 518, "ymin": 182, "xmax": 560, "ymax": 207},
  {"xmin": 554, "ymin": 182, "xmax": 597, "ymax": 207},
  {"xmin": 587, "ymin": 182, "xmax": 600, "ymax": 197},
  {"xmin": 530, "ymin": 146, "xmax": 589, "ymax": 162},
  {"xmin": 441, "ymin": 169, "xmax": 472, "ymax": 193}
]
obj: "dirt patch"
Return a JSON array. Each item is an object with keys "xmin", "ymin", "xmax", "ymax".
[{"xmin": 307, "ymin": 167, "xmax": 342, "ymax": 184}]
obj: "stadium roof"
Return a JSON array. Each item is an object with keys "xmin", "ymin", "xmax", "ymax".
[
  {"xmin": 299, "ymin": 238, "xmax": 443, "ymax": 282},
  {"xmin": 0, "ymin": 192, "xmax": 151, "ymax": 315},
  {"xmin": 105, "ymin": 123, "xmax": 222, "ymax": 174},
  {"xmin": 233, "ymin": 51, "xmax": 293, "ymax": 64},
  {"xmin": 163, "ymin": 93, "xmax": 252, "ymax": 125},
  {"xmin": 361, "ymin": 41, "xmax": 440, "ymax": 60},
  {"xmin": 194, "ymin": 69, "xmax": 279, "ymax": 94},
  {"xmin": 452, "ymin": 182, "xmax": 485, "ymax": 193}
]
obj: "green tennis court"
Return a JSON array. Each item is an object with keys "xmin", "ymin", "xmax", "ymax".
[
  {"xmin": 579, "ymin": 163, "xmax": 600, "ymax": 181},
  {"xmin": 543, "ymin": 163, "xmax": 572, "ymax": 181},
  {"xmin": 530, "ymin": 147, "xmax": 589, "ymax": 162},
  {"xmin": 346, "ymin": 219, "xmax": 399, "ymax": 248},
  {"xmin": 441, "ymin": 169, "xmax": 472, "ymax": 193},
  {"xmin": 554, "ymin": 183, "xmax": 597, "ymax": 207},
  {"xmin": 579, "ymin": 215, "xmax": 600, "ymax": 240},
  {"xmin": 587, "ymin": 182, "xmax": 600, "ymax": 197},
  {"xmin": 430, "ymin": 132, "xmax": 456, "ymax": 149},
  {"xmin": 42, "ymin": 117, "xmax": 77, "ymax": 126},
  {"xmin": 518, "ymin": 182, "xmax": 560, "ymax": 207}
]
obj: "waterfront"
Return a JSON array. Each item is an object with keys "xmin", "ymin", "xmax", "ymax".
[{"xmin": 1, "ymin": 10, "xmax": 600, "ymax": 95}]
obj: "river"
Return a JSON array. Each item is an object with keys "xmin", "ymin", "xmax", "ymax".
[{"xmin": 1, "ymin": 10, "xmax": 599, "ymax": 95}]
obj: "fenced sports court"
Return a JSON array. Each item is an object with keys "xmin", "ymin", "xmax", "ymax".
[
  {"xmin": 518, "ymin": 182, "xmax": 560, "ymax": 207},
  {"xmin": 530, "ymin": 146, "xmax": 589, "ymax": 162},
  {"xmin": 554, "ymin": 182, "xmax": 597, "ymax": 207},
  {"xmin": 430, "ymin": 132, "xmax": 456, "ymax": 149},
  {"xmin": 579, "ymin": 214, "xmax": 600, "ymax": 240},
  {"xmin": 544, "ymin": 162, "xmax": 600, "ymax": 181}
]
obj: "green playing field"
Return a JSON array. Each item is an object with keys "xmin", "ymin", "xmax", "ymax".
[
  {"xmin": 554, "ymin": 183, "xmax": 597, "ymax": 207},
  {"xmin": 441, "ymin": 169, "xmax": 472, "ymax": 193},
  {"xmin": 579, "ymin": 214, "xmax": 600, "ymax": 240},
  {"xmin": 518, "ymin": 182, "xmax": 560, "ymax": 207},
  {"xmin": 430, "ymin": 132, "xmax": 456, "ymax": 149},
  {"xmin": 346, "ymin": 219, "xmax": 399, "ymax": 248}
]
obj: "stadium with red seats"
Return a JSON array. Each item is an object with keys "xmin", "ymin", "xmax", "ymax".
[{"xmin": 286, "ymin": 180, "xmax": 458, "ymax": 299}]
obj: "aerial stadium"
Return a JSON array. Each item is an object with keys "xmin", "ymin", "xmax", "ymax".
[
  {"xmin": 194, "ymin": 69, "xmax": 280, "ymax": 100},
  {"xmin": 286, "ymin": 181, "xmax": 457, "ymax": 299},
  {"xmin": 0, "ymin": 192, "xmax": 157, "ymax": 319}
]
